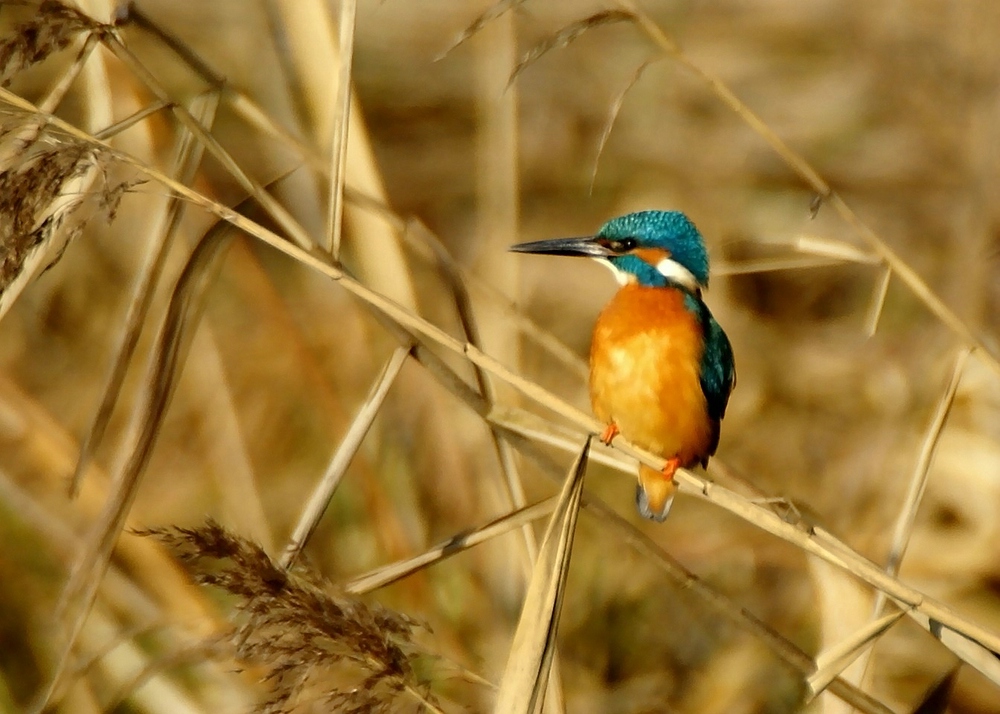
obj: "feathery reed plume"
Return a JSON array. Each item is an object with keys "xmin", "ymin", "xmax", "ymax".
[
  {"xmin": 0, "ymin": 142, "xmax": 87, "ymax": 289},
  {"xmin": 0, "ymin": 134, "xmax": 131, "ymax": 301},
  {"xmin": 142, "ymin": 520, "xmax": 429, "ymax": 714},
  {"xmin": 0, "ymin": 0, "xmax": 103, "ymax": 85}
]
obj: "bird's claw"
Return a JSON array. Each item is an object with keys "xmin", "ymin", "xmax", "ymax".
[{"xmin": 599, "ymin": 423, "xmax": 619, "ymax": 445}]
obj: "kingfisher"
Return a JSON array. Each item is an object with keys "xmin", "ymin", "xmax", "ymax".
[{"xmin": 510, "ymin": 210, "xmax": 736, "ymax": 521}]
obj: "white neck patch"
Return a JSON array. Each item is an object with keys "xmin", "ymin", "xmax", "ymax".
[
  {"xmin": 591, "ymin": 256, "xmax": 701, "ymax": 290},
  {"xmin": 655, "ymin": 257, "xmax": 700, "ymax": 292},
  {"xmin": 592, "ymin": 258, "xmax": 634, "ymax": 286}
]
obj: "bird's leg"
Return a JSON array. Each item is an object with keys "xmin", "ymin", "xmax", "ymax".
[
  {"xmin": 661, "ymin": 456, "xmax": 681, "ymax": 481},
  {"xmin": 599, "ymin": 422, "xmax": 619, "ymax": 445}
]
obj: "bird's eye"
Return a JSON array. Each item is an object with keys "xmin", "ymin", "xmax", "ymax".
[{"xmin": 606, "ymin": 238, "xmax": 637, "ymax": 253}]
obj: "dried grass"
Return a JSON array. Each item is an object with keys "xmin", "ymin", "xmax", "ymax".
[
  {"xmin": 0, "ymin": 141, "xmax": 90, "ymax": 290},
  {"xmin": 0, "ymin": 0, "xmax": 102, "ymax": 85},
  {"xmin": 1, "ymin": 1, "xmax": 999, "ymax": 713},
  {"xmin": 142, "ymin": 520, "xmax": 428, "ymax": 714}
]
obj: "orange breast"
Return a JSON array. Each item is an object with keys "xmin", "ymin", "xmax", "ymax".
[{"xmin": 589, "ymin": 284, "xmax": 712, "ymax": 467}]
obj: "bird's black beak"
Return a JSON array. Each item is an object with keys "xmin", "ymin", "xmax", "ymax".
[{"xmin": 508, "ymin": 236, "xmax": 612, "ymax": 258}]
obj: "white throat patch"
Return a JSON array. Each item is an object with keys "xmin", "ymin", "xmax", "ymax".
[
  {"xmin": 592, "ymin": 258, "xmax": 634, "ymax": 286},
  {"xmin": 655, "ymin": 257, "xmax": 700, "ymax": 292}
]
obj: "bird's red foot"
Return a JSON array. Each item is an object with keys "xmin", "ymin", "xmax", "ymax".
[
  {"xmin": 662, "ymin": 456, "xmax": 681, "ymax": 481},
  {"xmin": 599, "ymin": 423, "xmax": 619, "ymax": 445}
]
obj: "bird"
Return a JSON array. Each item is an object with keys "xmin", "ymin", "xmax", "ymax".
[{"xmin": 510, "ymin": 210, "xmax": 735, "ymax": 521}]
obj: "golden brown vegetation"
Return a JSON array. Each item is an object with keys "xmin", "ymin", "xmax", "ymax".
[{"xmin": 1, "ymin": 1, "xmax": 1000, "ymax": 713}]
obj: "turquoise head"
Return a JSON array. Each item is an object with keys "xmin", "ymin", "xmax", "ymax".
[{"xmin": 510, "ymin": 210, "xmax": 710, "ymax": 292}]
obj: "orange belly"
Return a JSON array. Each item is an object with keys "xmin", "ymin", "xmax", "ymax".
[{"xmin": 589, "ymin": 284, "xmax": 713, "ymax": 467}]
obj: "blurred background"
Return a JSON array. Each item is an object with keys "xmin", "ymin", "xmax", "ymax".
[{"xmin": 1, "ymin": 0, "xmax": 1000, "ymax": 712}]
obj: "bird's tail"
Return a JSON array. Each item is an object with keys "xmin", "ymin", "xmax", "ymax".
[{"xmin": 636, "ymin": 465, "xmax": 676, "ymax": 522}]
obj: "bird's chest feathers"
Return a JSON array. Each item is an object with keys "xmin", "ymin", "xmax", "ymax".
[{"xmin": 589, "ymin": 285, "xmax": 711, "ymax": 460}]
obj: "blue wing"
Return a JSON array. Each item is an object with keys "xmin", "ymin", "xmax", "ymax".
[
  {"xmin": 692, "ymin": 300, "xmax": 736, "ymax": 460},
  {"xmin": 700, "ymin": 311, "xmax": 735, "ymax": 422}
]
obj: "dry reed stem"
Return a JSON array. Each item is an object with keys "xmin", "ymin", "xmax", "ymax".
[
  {"xmin": 414, "ymin": 192, "xmax": 561, "ymax": 704},
  {"xmin": 73, "ymin": 605, "xmax": 206, "ymax": 714},
  {"xmin": 35, "ymin": 30, "xmax": 99, "ymax": 114},
  {"xmin": 905, "ymin": 611, "xmax": 1000, "ymax": 689},
  {"xmin": 324, "ymin": 0, "xmax": 355, "ymax": 258},
  {"xmin": 117, "ymin": 3, "xmax": 221, "ymax": 84},
  {"xmin": 507, "ymin": 10, "xmax": 635, "ymax": 88},
  {"xmin": 488, "ymin": 406, "xmax": 636, "ymax": 476},
  {"xmin": 354, "ymin": 228, "xmax": 574, "ymax": 709},
  {"xmin": 714, "ymin": 256, "xmax": 849, "ymax": 277},
  {"xmin": 190, "ymin": 325, "xmax": 276, "ymax": 553},
  {"xmin": 109, "ymin": 0, "xmax": 429, "ymax": 559},
  {"xmin": 249, "ymin": 0, "xmax": 420, "ymax": 310},
  {"xmin": 103, "ymin": 641, "xmax": 233, "ymax": 713},
  {"xmin": 432, "ymin": 407, "xmax": 889, "ymax": 712},
  {"xmin": 855, "ymin": 348, "xmax": 975, "ymax": 693},
  {"xmin": 495, "ymin": 439, "xmax": 588, "ymax": 714},
  {"xmin": 886, "ymin": 349, "xmax": 971, "ymax": 577},
  {"xmin": 590, "ymin": 57, "xmax": 658, "ymax": 194},
  {"xmin": 806, "ymin": 609, "xmax": 907, "ymax": 699},
  {"xmin": 119, "ymin": 3, "xmax": 326, "ymax": 187},
  {"xmin": 477, "ymin": 442, "xmax": 890, "ymax": 713},
  {"xmin": 10, "ymin": 84, "xmax": 996, "ymax": 678},
  {"xmin": 93, "ymin": 98, "xmax": 172, "ymax": 140},
  {"xmin": 788, "ymin": 235, "xmax": 880, "ymax": 265},
  {"xmin": 0, "ymin": 26, "xmax": 96, "ymax": 166},
  {"xmin": 439, "ymin": 0, "xmax": 528, "ymax": 60},
  {"xmin": 394, "ymin": 213, "xmax": 588, "ymax": 380},
  {"xmin": 280, "ymin": 346, "xmax": 411, "ymax": 569},
  {"xmin": 864, "ymin": 266, "xmax": 893, "ymax": 336},
  {"xmin": 345, "ymin": 497, "xmax": 557, "ymax": 596},
  {"xmin": 70, "ymin": 90, "xmax": 220, "ymax": 496}
]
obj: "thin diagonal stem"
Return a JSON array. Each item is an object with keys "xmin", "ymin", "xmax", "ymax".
[
  {"xmin": 344, "ymin": 497, "xmax": 556, "ymax": 595},
  {"xmin": 853, "ymin": 348, "xmax": 971, "ymax": 699},
  {"xmin": 864, "ymin": 265, "xmax": 892, "ymax": 336},
  {"xmin": 93, "ymin": 99, "xmax": 172, "ymax": 141},
  {"xmin": 325, "ymin": 0, "xmax": 355, "ymax": 258},
  {"xmin": 886, "ymin": 348, "xmax": 970, "ymax": 575},
  {"xmin": 70, "ymin": 91, "xmax": 220, "ymax": 496},
  {"xmin": 38, "ymin": 31, "xmax": 100, "ymax": 114},
  {"xmin": 280, "ymin": 346, "xmax": 411, "ymax": 569}
]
